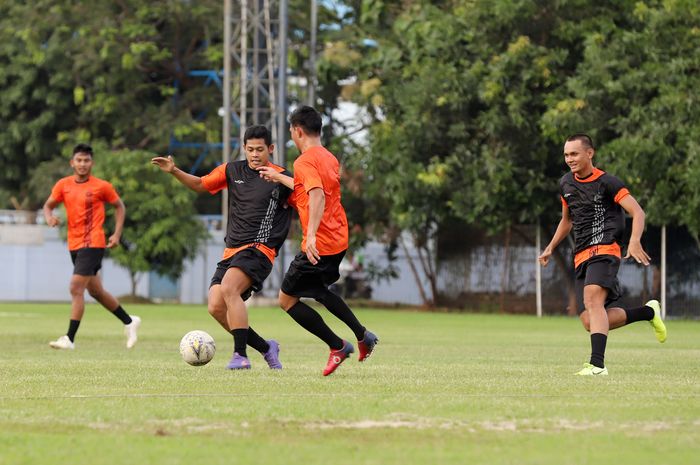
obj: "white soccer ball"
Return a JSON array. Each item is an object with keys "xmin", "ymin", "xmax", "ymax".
[{"xmin": 179, "ymin": 330, "xmax": 216, "ymax": 366}]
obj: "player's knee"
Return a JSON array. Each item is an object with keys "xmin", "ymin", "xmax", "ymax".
[
  {"xmin": 69, "ymin": 282, "xmax": 86, "ymax": 297},
  {"xmin": 219, "ymin": 281, "xmax": 244, "ymax": 300},
  {"xmin": 86, "ymin": 286, "xmax": 101, "ymax": 299},
  {"xmin": 579, "ymin": 312, "xmax": 591, "ymax": 332},
  {"xmin": 278, "ymin": 291, "xmax": 295, "ymax": 311},
  {"xmin": 207, "ymin": 302, "xmax": 224, "ymax": 318}
]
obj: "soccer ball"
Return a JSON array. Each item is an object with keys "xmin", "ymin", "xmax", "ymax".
[{"xmin": 179, "ymin": 330, "xmax": 216, "ymax": 366}]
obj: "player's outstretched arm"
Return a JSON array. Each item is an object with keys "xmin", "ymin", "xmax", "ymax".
[
  {"xmin": 107, "ymin": 198, "xmax": 126, "ymax": 248},
  {"xmin": 256, "ymin": 166, "xmax": 294, "ymax": 189},
  {"xmin": 538, "ymin": 204, "xmax": 572, "ymax": 267},
  {"xmin": 151, "ymin": 155, "xmax": 208, "ymax": 193},
  {"xmin": 619, "ymin": 195, "xmax": 650, "ymax": 265},
  {"xmin": 43, "ymin": 197, "xmax": 61, "ymax": 227}
]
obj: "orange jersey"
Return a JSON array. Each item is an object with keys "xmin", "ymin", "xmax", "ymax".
[
  {"xmin": 50, "ymin": 176, "xmax": 120, "ymax": 250},
  {"xmin": 292, "ymin": 146, "xmax": 348, "ymax": 255}
]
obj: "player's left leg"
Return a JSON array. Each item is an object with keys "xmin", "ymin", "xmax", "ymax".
[
  {"xmin": 86, "ymin": 275, "xmax": 141, "ymax": 348},
  {"xmin": 220, "ymin": 267, "xmax": 254, "ymax": 369},
  {"xmin": 605, "ymin": 301, "xmax": 666, "ymax": 342},
  {"xmin": 315, "ymin": 289, "xmax": 378, "ymax": 362}
]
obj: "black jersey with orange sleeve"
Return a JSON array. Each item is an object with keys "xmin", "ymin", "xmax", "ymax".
[
  {"xmin": 201, "ymin": 160, "xmax": 293, "ymax": 261},
  {"xmin": 559, "ymin": 168, "xmax": 630, "ymax": 268}
]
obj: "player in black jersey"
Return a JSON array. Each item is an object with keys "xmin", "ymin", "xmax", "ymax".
[
  {"xmin": 152, "ymin": 125, "xmax": 293, "ymax": 370},
  {"xmin": 539, "ymin": 134, "xmax": 667, "ymax": 376}
]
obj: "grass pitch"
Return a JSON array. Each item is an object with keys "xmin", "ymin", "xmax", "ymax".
[{"xmin": 0, "ymin": 302, "xmax": 698, "ymax": 465}]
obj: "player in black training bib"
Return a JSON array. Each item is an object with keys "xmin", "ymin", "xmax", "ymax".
[
  {"xmin": 152, "ymin": 125, "xmax": 293, "ymax": 370},
  {"xmin": 539, "ymin": 134, "xmax": 667, "ymax": 376}
]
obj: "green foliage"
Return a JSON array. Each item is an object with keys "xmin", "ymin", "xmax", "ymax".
[
  {"xmin": 0, "ymin": 0, "xmax": 221, "ymax": 208},
  {"xmin": 93, "ymin": 149, "xmax": 209, "ymax": 284}
]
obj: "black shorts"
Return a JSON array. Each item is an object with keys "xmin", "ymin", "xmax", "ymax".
[
  {"xmin": 281, "ymin": 250, "xmax": 346, "ymax": 299},
  {"xmin": 70, "ymin": 248, "xmax": 105, "ymax": 276},
  {"xmin": 209, "ymin": 247, "xmax": 273, "ymax": 301},
  {"xmin": 575, "ymin": 255, "xmax": 622, "ymax": 314}
]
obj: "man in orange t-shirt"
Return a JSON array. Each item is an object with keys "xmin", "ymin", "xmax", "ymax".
[
  {"xmin": 152, "ymin": 125, "xmax": 292, "ymax": 370},
  {"xmin": 258, "ymin": 106, "xmax": 378, "ymax": 376},
  {"xmin": 43, "ymin": 144, "xmax": 140, "ymax": 350}
]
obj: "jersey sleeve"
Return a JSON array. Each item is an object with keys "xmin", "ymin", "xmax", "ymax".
[
  {"xmin": 295, "ymin": 159, "xmax": 323, "ymax": 193},
  {"xmin": 101, "ymin": 181, "xmax": 120, "ymax": 203},
  {"xmin": 605, "ymin": 175, "xmax": 630, "ymax": 204},
  {"xmin": 50, "ymin": 179, "xmax": 65, "ymax": 202},
  {"xmin": 201, "ymin": 164, "xmax": 228, "ymax": 194}
]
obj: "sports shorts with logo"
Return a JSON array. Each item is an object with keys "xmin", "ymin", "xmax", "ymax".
[
  {"xmin": 70, "ymin": 247, "xmax": 105, "ymax": 276},
  {"xmin": 281, "ymin": 250, "xmax": 346, "ymax": 299},
  {"xmin": 574, "ymin": 254, "xmax": 622, "ymax": 314},
  {"xmin": 209, "ymin": 247, "xmax": 273, "ymax": 301}
]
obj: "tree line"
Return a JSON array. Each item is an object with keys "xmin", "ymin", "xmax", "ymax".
[{"xmin": 1, "ymin": 1, "xmax": 698, "ymax": 303}]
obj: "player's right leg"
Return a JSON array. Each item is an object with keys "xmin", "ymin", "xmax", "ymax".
[
  {"xmin": 575, "ymin": 284, "xmax": 610, "ymax": 375},
  {"xmin": 86, "ymin": 275, "xmax": 140, "ymax": 348},
  {"xmin": 219, "ymin": 267, "xmax": 254, "ymax": 369}
]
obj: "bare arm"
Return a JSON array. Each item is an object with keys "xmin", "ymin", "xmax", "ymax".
[
  {"xmin": 538, "ymin": 203, "xmax": 573, "ymax": 267},
  {"xmin": 619, "ymin": 194, "xmax": 650, "ymax": 265},
  {"xmin": 151, "ymin": 156, "xmax": 208, "ymax": 193},
  {"xmin": 257, "ymin": 166, "xmax": 294, "ymax": 189},
  {"xmin": 305, "ymin": 187, "xmax": 326, "ymax": 265},
  {"xmin": 106, "ymin": 198, "xmax": 126, "ymax": 248},
  {"xmin": 43, "ymin": 197, "xmax": 61, "ymax": 227}
]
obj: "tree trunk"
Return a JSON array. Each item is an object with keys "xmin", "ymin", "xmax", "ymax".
[{"xmin": 399, "ymin": 235, "xmax": 432, "ymax": 308}]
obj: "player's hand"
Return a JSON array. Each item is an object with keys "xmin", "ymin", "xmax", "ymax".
[
  {"xmin": 538, "ymin": 247, "xmax": 552, "ymax": 267},
  {"xmin": 107, "ymin": 234, "xmax": 121, "ymax": 248},
  {"xmin": 151, "ymin": 155, "xmax": 176, "ymax": 173},
  {"xmin": 305, "ymin": 235, "xmax": 321, "ymax": 265},
  {"xmin": 46, "ymin": 216, "xmax": 60, "ymax": 227},
  {"xmin": 256, "ymin": 166, "xmax": 279, "ymax": 183},
  {"xmin": 625, "ymin": 239, "xmax": 651, "ymax": 266}
]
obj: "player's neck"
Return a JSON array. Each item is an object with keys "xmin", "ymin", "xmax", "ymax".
[
  {"xmin": 298, "ymin": 138, "xmax": 323, "ymax": 154},
  {"xmin": 73, "ymin": 173, "xmax": 90, "ymax": 183},
  {"xmin": 574, "ymin": 165, "xmax": 595, "ymax": 179}
]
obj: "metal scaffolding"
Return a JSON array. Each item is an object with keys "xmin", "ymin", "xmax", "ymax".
[{"xmin": 224, "ymin": 0, "xmax": 287, "ymax": 167}]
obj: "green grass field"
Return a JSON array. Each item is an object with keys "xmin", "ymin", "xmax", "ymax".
[{"xmin": 0, "ymin": 302, "xmax": 698, "ymax": 465}]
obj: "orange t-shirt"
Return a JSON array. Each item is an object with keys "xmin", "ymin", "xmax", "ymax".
[
  {"xmin": 50, "ymin": 176, "xmax": 120, "ymax": 251},
  {"xmin": 292, "ymin": 146, "xmax": 348, "ymax": 255}
]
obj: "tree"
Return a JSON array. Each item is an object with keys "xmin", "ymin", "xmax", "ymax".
[
  {"xmin": 0, "ymin": 0, "xmax": 221, "ymax": 209},
  {"xmin": 93, "ymin": 149, "xmax": 209, "ymax": 297}
]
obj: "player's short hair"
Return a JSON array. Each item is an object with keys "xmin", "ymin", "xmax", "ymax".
[
  {"xmin": 72, "ymin": 143, "xmax": 93, "ymax": 158},
  {"xmin": 243, "ymin": 125, "xmax": 272, "ymax": 146},
  {"xmin": 289, "ymin": 105, "xmax": 322, "ymax": 136},
  {"xmin": 565, "ymin": 133, "xmax": 595, "ymax": 150}
]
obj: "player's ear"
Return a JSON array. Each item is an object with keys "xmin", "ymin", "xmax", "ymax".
[{"xmin": 268, "ymin": 144, "xmax": 275, "ymax": 155}]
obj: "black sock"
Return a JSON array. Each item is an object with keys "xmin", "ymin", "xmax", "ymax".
[
  {"xmin": 230, "ymin": 328, "xmax": 248, "ymax": 357},
  {"xmin": 624, "ymin": 305, "xmax": 654, "ymax": 324},
  {"xmin": 316, "ymin": 290, "xmax": 366, "ymax": 340},
  {"xmin": 67, "ymin": 319, "xmax": 81, "ymax": 342},
  {"xmin": 589, "ymin": 333, "xmax": 607, "ymax": 368},
  {"xmin": 287, "ymin": 301, "xmax": 344, "ymax": 350},
  {"xmin": 247, "ymin": 326, "xmax": 270, "ymax": 354},
  {"xmin": 111, "ymin": 306, "xmax": 132, "ymax": 325}
]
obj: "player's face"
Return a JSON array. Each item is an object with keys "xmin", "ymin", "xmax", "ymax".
[
  {"xmin": 563, "ymin": 140, "xmax": 594, "ymax": 177},
  {"xmin": 70, "ymin": 152, "xmax": 93, "ymax": 178},
  {"xmin": 244, "ymin": 138, "xmax": 273, "ymax": 169},
  {"xmin": 289, "ymin": 125, "xmax": 303, "ymax": 151}
]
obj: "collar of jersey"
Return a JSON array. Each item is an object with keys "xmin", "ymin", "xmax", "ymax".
[{"xmin": 574, "ymin": 167, "xmax": 605, "ymax": 183}]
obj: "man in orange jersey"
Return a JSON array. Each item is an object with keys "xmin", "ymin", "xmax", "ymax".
[
  {"xmin": 43, "ymin": 144, "xmax": 140, "ymax": 350},
  {"xmin": 152, "ymin": 126, "xmax": 291, "ymax": 370},
  {"xmin": 539, "ymin": 134, "xmax": 667, "ymax": 376},
  {"xmin": 258, "ymin": 106, "xmax": 378, "ymax": 376}
]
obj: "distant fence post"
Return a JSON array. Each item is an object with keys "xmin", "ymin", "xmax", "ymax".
[
  {"xmin": 661, "ymin": 225, "xmax": 667, "ymax": 319},
  {"xmin": 536, "ymin": 221, "xmax": 542, "ymax": 318}
]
